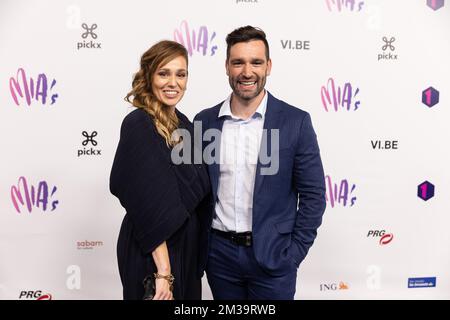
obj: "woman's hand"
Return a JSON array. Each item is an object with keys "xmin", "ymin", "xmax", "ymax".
[
  {"xmin": 152, "ymin": 276, "xmax": 174, "ymax": 300},
  {"xmin": 151, "ymin": 241, "xmax": 174, "ymax": 300}
]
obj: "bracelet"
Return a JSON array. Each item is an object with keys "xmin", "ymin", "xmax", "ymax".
[{"xmin": 154, "ymin": 273, "xmax": 175, "ymax": 291}]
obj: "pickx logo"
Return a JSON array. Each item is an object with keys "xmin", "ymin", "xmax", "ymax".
[
  {"xmin": 367, "ymin": 230, "xmax": 394, "ymax": 245},
  {"xmin": 78, "ymin": 131, "xmax": 101, "ymax": 157},
  {"xmin": 378, "ymin": 36, "xmax": 398, "ymax": 61},
  {"xmin": 77, "ymin": 23, "xmax": 102, "ymax": 50}
]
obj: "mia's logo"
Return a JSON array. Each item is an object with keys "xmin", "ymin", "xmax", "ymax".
[
  {"xmin": 78, "ymin": 131, "xmax": 101, "ymax": 157},
  {"xmin": 174, "ymin": 21, "xmax": 218, "ymax": 57},
  {"xmin": 378, "ymin": 36, "xmax": 398, "ymax": 61},
  {"xmin": 9, "ymin": 68, "xmax": 59, "ymax": 106},
  {"xmin": 321, "ymin": 78, "xmax": 360, "ymax": 112},
  {"xmin": 77, "ymin": 23, "xmax": 101, "ymax": 50},
  {"xmin": 11, "ymin": 177, "xmax": 59, "ymax": 213},
  {"xmin": 325, "ymin": 0, "xmax": 364, "ymax": 12},
  {"xmin": 325, "ymin": 175, "xmax": 357, "ymax": 208}
]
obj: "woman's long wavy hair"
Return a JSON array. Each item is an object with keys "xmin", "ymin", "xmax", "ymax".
[{"xmin": 125, "ymin": 40, "xmax": 188, "ymax": 147}]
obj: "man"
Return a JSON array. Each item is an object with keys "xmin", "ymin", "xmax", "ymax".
[{"xmin": 194, "ymin": 26, "xmax": 326, "ymax": 300}]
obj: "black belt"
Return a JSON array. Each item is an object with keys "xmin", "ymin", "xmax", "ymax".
[{"xmin": 212, "ymin": 229, "xmax": 252, "ymax": 247}]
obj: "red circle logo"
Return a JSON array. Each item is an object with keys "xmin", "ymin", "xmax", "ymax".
[{"xmin": 379, "ymin": 233, "xmax": 394, "ymax": 245}]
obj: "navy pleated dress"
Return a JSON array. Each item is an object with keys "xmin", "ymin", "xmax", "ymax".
[{"xmin": 110, "ymin": 108, "xmax": 210, "ymax": 300}]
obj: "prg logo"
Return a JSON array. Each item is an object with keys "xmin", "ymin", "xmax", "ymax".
[
  {"xmin": 174, "ymin": 21, "xmax": 218, "ymax": 57},
  {"xmin": 426, "ymin": 0, "xmax": 444, "ymax": 10},
  {"xmin": 19, "ymin": 290, "xmax": 52, "ymax": 300},
  {"xmin": 367, "ymin": 230, "xmax": 394, "ymax": 245}
]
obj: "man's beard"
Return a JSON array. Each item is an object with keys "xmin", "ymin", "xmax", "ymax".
[{"xmin": 229, "ymin": 75, "xmax": 267, "ymax": 101}]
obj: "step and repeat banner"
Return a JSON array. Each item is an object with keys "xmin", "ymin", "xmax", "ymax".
[{"xmin": 1, "ymin": 0, "xmax": 449, "ymax": 300}]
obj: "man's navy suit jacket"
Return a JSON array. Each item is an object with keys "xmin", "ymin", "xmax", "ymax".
[{"xmin": 194, "ymin": 92, "xmax": 326, "ymax": 277}]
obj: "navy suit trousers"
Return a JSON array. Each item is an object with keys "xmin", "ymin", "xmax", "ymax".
[{"xmin": 205, "ymin": 231, "xmax": 297, "ymax": 300}]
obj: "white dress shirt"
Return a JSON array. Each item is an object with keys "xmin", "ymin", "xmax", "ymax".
[{"xmin": 212, "ymin": 91, "xmax": 268, "ymax": 232}]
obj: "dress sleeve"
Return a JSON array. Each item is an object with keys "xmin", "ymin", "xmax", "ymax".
[{"xmin": 110, "ymin": 110, "xmax": 190, "ymax": 255}]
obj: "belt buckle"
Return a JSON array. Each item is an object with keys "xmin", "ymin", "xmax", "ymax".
[
  {"xmin": 230, "ymin": 234, "xmax": 239, "ymax": 245},
  {"xmin": 244, "ymin": 234, "xmax": 252, "ymax": 246}
]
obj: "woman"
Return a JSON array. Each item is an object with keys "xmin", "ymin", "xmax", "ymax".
[{"xmin": 110, "ymin": 40, "xmax": 210, "ymax": 300}]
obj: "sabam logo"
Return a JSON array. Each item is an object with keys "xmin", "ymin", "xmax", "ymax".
[
  {"xmin": 422, "ymin": 87, "xmax": 439, "ymax": 108},
  {"xmin": 417, "ymin": 180, "xmax": 435, "ymax": 201},
  {"xmin": 321, "ymin": 78, "xmax": 360, "ymax": 112},
  {"xmin": 77, "ymin": 240, "xmax": 104, "ymax": 250},
  {"xmin": 408, "ymin": 277, "xmax": 436, "ymax": 288},
  {"xmin": 426, "ymin": 0, "xmax": 444, "ymax": 11},
  {"xmin": 320, "ymin": 282, "xmax": 350, "ymax": 291},
  {"xmin": 77, "ymin": 23, "xmax": 102, "ymax": 50},
  {"xmin": 11, "ymin": 177, "xmax": 59, "ymax": 213},
  {"xmin": 378, "ymin": 36, "xmax": 398, "ymax": 61},
  {"xmin": 325, "ymin": 0, "xmax": 364, "ymax": 12},
  {"xmin": 325, "ymin": 175, "xmax": 357, "ymax": 208},
  {"xmin": 19, "ymin": 291, "xmax": 53, "ymax": 300},
  {"xmin": 280, "ymin": 40, "xmax": 310, "ymax": 50},
  {"xmin": 78, "ymin": 131, "xmax": 102, "ymax": 157},
  {"xmin": 367, "ymin": 230, "xmax": 394, "ymax": 245},
  {"xmin": 174, "ymin": 21, "xmax": 218, "ymax": 57},
  {"xmin": 9, "ymin": 68, "xmax": 58, "ymax": 106}
]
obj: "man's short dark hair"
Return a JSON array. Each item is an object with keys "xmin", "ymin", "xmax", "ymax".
[{"xmin": 226, "ymin": 26, "xmax": 270, "ymax": 61}]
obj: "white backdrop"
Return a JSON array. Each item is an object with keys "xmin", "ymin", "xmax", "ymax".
[{"xmin": 1, "ymin": 0, "xmax": 449, "ymax": 300}]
